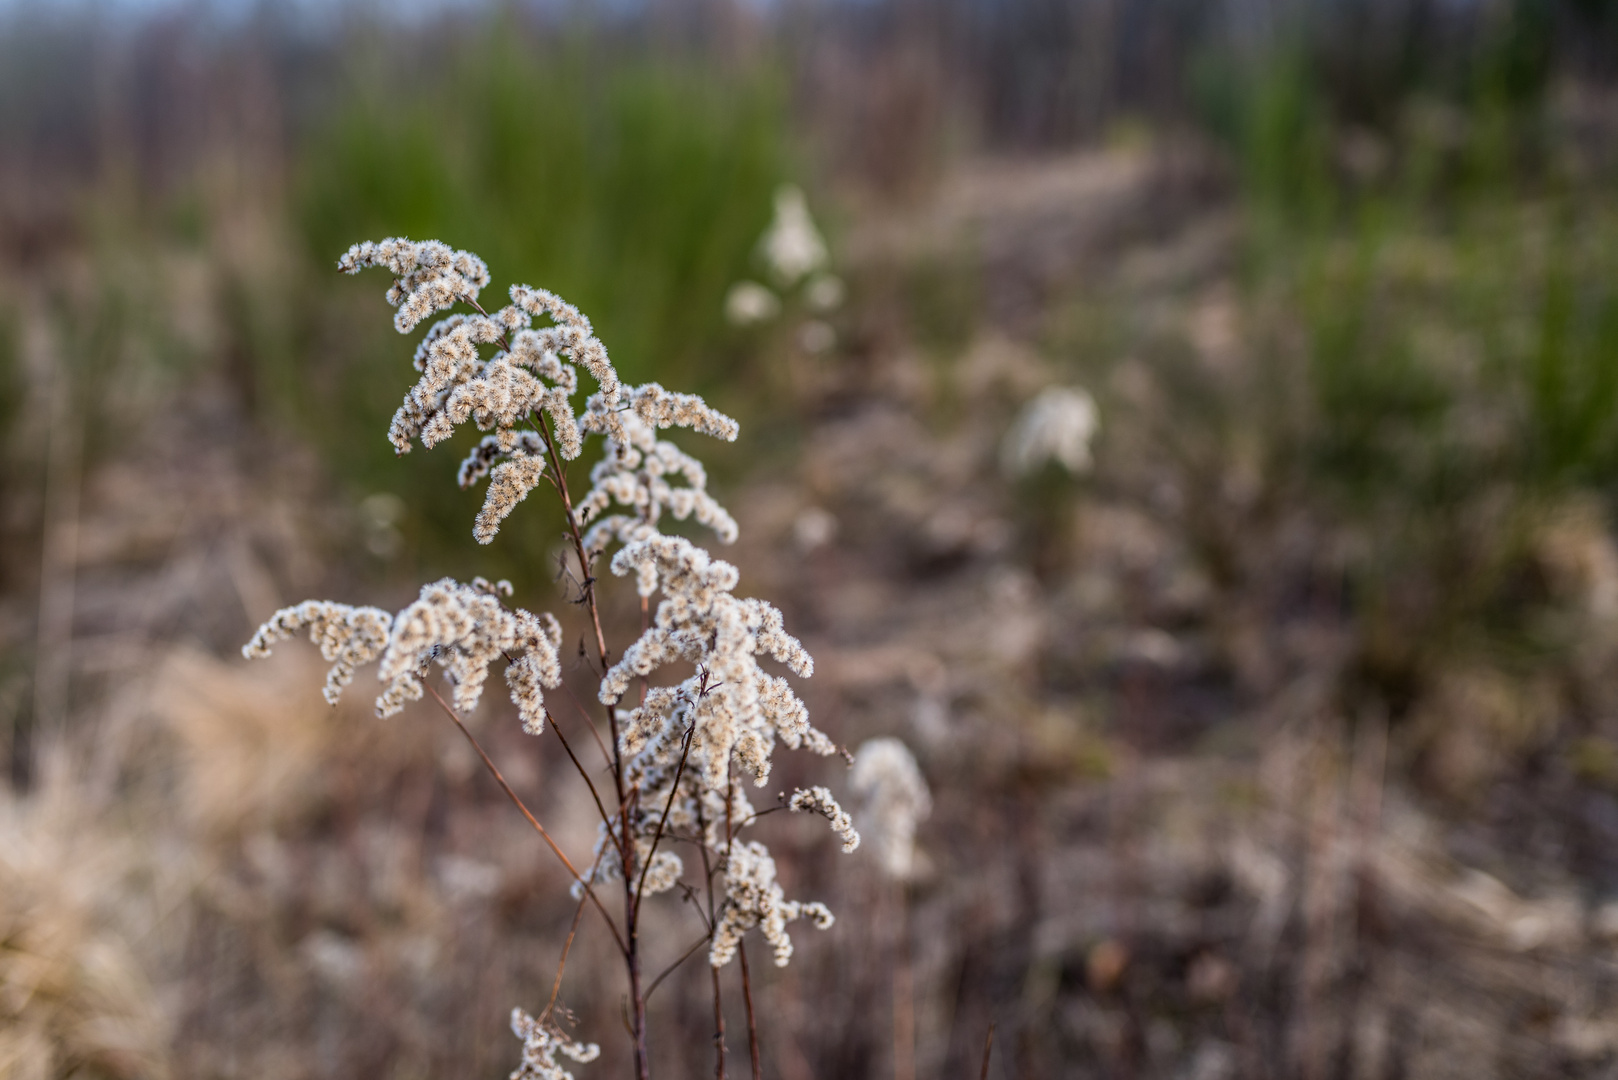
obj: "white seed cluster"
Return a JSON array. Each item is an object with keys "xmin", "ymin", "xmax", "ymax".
[
  {"xmin": 788, "ymin": 785, "xmax": 860, "ymax": 853},
  {"xmin": 509, "ymin": 1008, "xmax": 600, "ymax": 1080},
  {"xmin": 340, "ymin": 237, "xmax": 491, "ymax": 333},
  {"xmin": 343, "ymin": 239, "xmax": 626, "ymax": 546},
  {"xmin": 574, "ymin": 532, "xmax": 848, "ymax": 968},
  {"xmin": 850, "ymin": 737, "xmax": 932, "ymax": 880},
  {"xmin": 242, "ymin": 600, "xmax": 392, "ymax": 705},
  {"xmin": 600, "ymin": 536, "xmax": 831, "ymax": 788},
  {"xmin": 245, "ymin": 578, "xmax": 562, "ymax": 732},
  {"xmin": 577, "ymin": 408, "xmax": 738, "ymax": 561},
  {"xmin": 710, "ymin": 840, "xmax": 834, "ymax": 968}
]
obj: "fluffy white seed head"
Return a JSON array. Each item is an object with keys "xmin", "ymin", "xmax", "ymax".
[
  {"xmin": 253, "ymin": 243, "xmax": 855, "ymax": 1014},
  {"xmin": 789, "ymin": 786, "xmax": 861, "ymax": 852},
  {"xmin": 1002, "ymin": 385, "xmax": 1099, "ymax": 476},
  {"xmin": 510, "ymin": 1008, "xmax": 600, "ymax": 1080},
  {"xmin": 760, "ymin": 185, "xmax": 828, "ymax": 286},
  {"xmin": 475, "ymin": 452, "xmax": 547, "ymax": 544},
  {"xmin": 242, "ymin": 601, "xmax": 392, "ymax": 705},
  {"xmin": 850, "ymin": 737, "xmax": 931, "ymax": 880},
  {"xmin": 709, "ymin": 840, "xmax": 833, "ymax": 968},
  {"xmin": 245, "ymin": 579, "xmax": 560, "ymax": 725},
  {"xmin": 339, "ymin": 237, "xmax": 491, "ymax": 333},
  {"xmin": 725, "ymin": 281, "xmax": 780, "ymax": 326}
]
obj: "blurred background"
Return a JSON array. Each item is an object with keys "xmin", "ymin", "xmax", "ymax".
[{"xmin": 7, "ymin": 0, "xmax": 1618, "ymax": 1077}]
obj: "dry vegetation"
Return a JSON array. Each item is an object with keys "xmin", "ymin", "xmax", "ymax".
[{"xmin": 8, "ymin": 3, "xmax": 1618, "ymax": 1079}]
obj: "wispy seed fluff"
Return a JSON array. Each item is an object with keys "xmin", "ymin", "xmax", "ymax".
[
  {"xmin": 577, "ymin": 408, "xmax": 738, "ymax": 561},
  {"xmin": 710, "ymin": 841, "xmax": 834, "ymax": 968},
  {"xmin": 245, "ymin": 579, "xmax": 562, "ymax": 732},
  {"xmin": 1002, "ymin": 385, "xmax": 1099, "ymax": 476},
  {"xmin": 759, "ymin": 185, "xmax": 828, "ymax": 286},
  {"xmin": 850, "ymin": 737, "xmax": 932, "ymax": 880},
  {"xmin": 789, "ymin": 786, "xmax": 861, "ymax": 853},
  {"xmin": 509, "ymin": 1008, "xmax": 600, "ymax": 1080},
  {"xmin": 575, "ymin": 532, "xmax": 844, "ymax": 969},
  {"xmin": 242, "ymin": 600, "xmax": 391, "ymax": 705}
]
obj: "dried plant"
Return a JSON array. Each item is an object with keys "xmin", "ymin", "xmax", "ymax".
[{"xmin": 243, "ymin": 237, "xmax": 856, "ymax": 1079}]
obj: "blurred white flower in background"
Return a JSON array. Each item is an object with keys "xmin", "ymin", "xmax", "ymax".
[
  {"xmin": 804, "ymin": 272, "xmax": 845, "ymax": 313},
  {"xmin": 725, "ymin": 185, "xmax": 841, "ymax": 352},
  {"xmin": 1001, "ymin": 385, "xmax": 1099, "ymax": 477},
  {"xmin": 761, "ymin": 184, "xmax": 828, "ymax": 285},
  {"xmin": 850, "ymin": 737, "xmax": 931, "ymax": 881},
  {"xmin": 792, "ymin": 506, "xmax": 838, "ymax": 551},
  {"xmin": 724, "ymin": 280, "xmax": 781, "ymax": 326}
]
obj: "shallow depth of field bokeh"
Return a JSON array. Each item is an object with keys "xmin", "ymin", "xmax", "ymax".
[{"xmin": 7, "ymin": 1, "xmax": 1618, "ymax": 1078}]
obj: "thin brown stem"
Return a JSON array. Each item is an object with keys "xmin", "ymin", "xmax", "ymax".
[
  {"xmin": 542, "ymin": 836, "xmax": 612, "ymax": 1023},
  {"xmin": 693, "ymin": 796, "xmax": 726, "ymax": 1079},
  {"xmin": 644, "ymin": 933, "xmax": 711, "ymax": 1002},
  {"xmin": 542, "ymin": 894, "xmax": 588, "ymax": 1021},
  {"xmin": 979, "ymin": 1023, "xmax": 996, "ymax": 1080},
  {"xmin": 533, "ymin": 410, "xmax": 611, "ymax": 670},
  {"xmin": 560, "ymin": 679, "xmax": 616, "ymax": 771},
  {"xmin": 696, "ymin": 804, "xmax": 719, "ymax": 924},
  {"xmin": 620, "ymin": 781, "xmax": 648, "ymax": 1080},
  {"xmin": 738, "ymin": 942, "xmax": 762, "ymax": 1080},
  {"xmin": 711, "ymin": 964, "xmax": 728, "ymax": 1080},
  {"xmin": 424, "ymin": 684, "xmax": 627, "ymax": 957},
  {"xmin": 633, "ymin": 717, "xmax": 697, "ymax": 920},
  {"xmin": 680, "ymin": 882, "xmax": 715, "ymax": 934},
  {"xmin": 545, "ymin": 708, "xmax": 613, "ymax": 830}
]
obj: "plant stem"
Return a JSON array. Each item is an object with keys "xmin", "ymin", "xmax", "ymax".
[
  {"xmin": 644, "ymin": 933, "xmax": 711, "ymax": 1002},
  {"xmin": 711, "ymin": 964, "xmax": 728, "ymax": 1080},
  {"xmin": 739, "ymin": 942, "xmax": 762, "ymax": 1080},
  {"xmin": 546, "ymin": 707, "xmax": 613, "ymax": 830},
  {"xmin": 634, "ymin": 715, "xmax": 698, "ymax": 921},
  {"xmin": 424, "ymin": 684, "xmax": 626, "ymax": 956}
]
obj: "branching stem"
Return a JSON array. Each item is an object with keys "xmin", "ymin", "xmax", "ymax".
[{"xmin": 424, "ymin": 684, "xmax": 627, "ymax": 957}]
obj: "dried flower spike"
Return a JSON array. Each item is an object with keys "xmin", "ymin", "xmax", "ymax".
[{"xmin": 245, "ymin": 239, "xmax": 858, "ymax": 1076}]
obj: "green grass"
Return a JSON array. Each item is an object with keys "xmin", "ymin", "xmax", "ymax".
[{"xmin": 1184, "ymin": 25, "xmax": 1618, "ymax": 756}]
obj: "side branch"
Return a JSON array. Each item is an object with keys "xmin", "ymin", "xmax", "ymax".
[
  {"xmin": 546, "ymin": 707, "xmax": 614, "ymax": 830},
  {"xmin": 643, "ymin": 932, "xmax": 712, "ymax": 1002},
  {"xmin": 424, "ymin": 684, "xmax": 628, "ymax": 957},
  {"xmin": 633, "ymin": 716, "xmax": 698, "ymax": 921}
]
